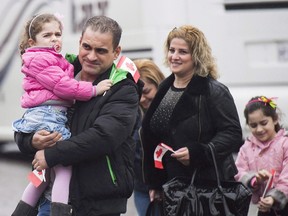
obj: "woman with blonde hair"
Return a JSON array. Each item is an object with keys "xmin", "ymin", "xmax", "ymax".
[
  {"xmin": 132, "ymin": 59, "xmax": 165, "ymax": 216},
  {"xmin": 141, "ymin": 25, "xmax": 243, "ymax": 215}
]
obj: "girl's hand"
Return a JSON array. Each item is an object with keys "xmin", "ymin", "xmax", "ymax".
[
  {"xmin": 258, "ymin": 196, "xmax": 274, "ymax": 212},
  {"xmin": 255, "ymin": 169, "xmax": 271, "ymax": 184},
  {"xmin": 171, "ymin": 147, "xmax": 190, "ymax": 166},
  {"xmin": 95, "ymin": 79, "xmax": 113, "ymax": 95}
]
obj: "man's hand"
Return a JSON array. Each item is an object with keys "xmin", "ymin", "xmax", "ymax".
[
  {"xmin": 32, "ymin": 130, "xmax": 62, "ymax": 150},
  {"xmin": 32, "ymin": 150, "xmax": 48, "ymax": 171}
]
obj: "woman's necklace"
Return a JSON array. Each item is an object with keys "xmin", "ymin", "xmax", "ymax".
[
  {"xmin": 173, "ymin": 73, "xmax": 193, "ymax": 88},
  {"xmin": 173, "ymin": 78, "xmax": 190, "ymax": 88}
]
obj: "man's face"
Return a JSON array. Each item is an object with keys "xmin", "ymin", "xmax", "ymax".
[{"xmin": 78, "ymin": 27, "xmax": 120, "ymax": 82}]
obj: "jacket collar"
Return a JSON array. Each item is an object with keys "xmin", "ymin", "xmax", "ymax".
[
  {"xmin": 159, "ymin": 74, "xmax": 209, "ymax": 96},
  {"xmin": 144, "ymin": 74, "xmax": 210, "ymax": 126}
]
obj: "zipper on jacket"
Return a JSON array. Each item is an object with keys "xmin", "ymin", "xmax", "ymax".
[
  {"xmin": 198, "ymin": 95, "xmax": 202, "ymax": 141},
  {"xmin": 106, "ymin": 156, "xmax": 118, "ymax": 186},
  {"xmin": 138, "ymin": 127, "xmax": 146, "ymax": 184}
]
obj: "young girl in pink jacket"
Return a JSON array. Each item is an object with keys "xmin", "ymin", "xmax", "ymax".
[
  {"xmin": 235, "ymin": 96, "xmax": 288, "ymax": 216},
  {"xmin": 12, "ymin": 13, "xmax": 112, "ymax": 216}
]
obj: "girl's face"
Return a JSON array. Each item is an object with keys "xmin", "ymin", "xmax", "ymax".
[
  {"xmin": 167, "ymin": 38, "xmax": 194, "ymax": 77},
  {"xmin": 140, "ymin": 78, "xmax": 158, "ymax": 110},
  {"xmin": 29, "ymin": 21, "xmax": 62, "ymax": 52},
  {"xmin": 247, "ymin": 109, "xmax": 277, "ymax": 143}
]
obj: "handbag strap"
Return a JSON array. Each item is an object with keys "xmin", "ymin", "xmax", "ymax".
[
  {"xmin": 209, "ymin": 143, "xmax": 234, "ymax": 216},
  {"xmin": 190, "ymin": 142, "xmax": 221, "ymax": 186},
  {"xmin": 208, "ymin": 143, "xmax": 221, "ymax": 187},
  {"xmin": 189, "ymin": 143, "xmax": 235, "ymax": 216}
]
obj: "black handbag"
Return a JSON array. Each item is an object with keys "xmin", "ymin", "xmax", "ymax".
[{"xmin": 162, "ymin": 143, "xmax": 252, "ymax": 216}]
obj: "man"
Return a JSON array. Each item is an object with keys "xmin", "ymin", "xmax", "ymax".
[{"xmin": 14, "ymin": 16, "xmax": 141, "ymax": 216}]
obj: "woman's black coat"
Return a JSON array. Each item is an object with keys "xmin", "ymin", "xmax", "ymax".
[{"xmin": 141, "ymin": 74, "xmax": 243, "ymax": 189}]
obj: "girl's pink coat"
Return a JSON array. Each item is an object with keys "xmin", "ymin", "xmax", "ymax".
[
  {"xmin": 21, "ymin": 47, "xmax": 93, "ymax": 108},
  {"xmin": 235, "ymin": 129, "xmax": 288, "ymax": 203}
]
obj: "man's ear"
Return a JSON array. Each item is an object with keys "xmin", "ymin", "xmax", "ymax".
[
  {"xmin": 79, "ymin": 36, "xmax": 82, "ymax": 45},
  {"xmin": 114, "ymin": 46, "xmax": 121, "ymax": 60}
]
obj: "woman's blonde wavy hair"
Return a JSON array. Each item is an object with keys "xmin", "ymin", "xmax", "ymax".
[
  {"xmin": 133, "ymin": 59, "xmax": 165, "ymax": 87},
  {"xmin": 164, "ymin": 25, "xmax": 219, "ymax": 80}
]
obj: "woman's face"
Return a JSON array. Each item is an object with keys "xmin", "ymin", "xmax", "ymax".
[
  {"xmin": 167, "ymin": 38, "xmax": 194, "ymax": 76},
  {"xmin": 140, "ymin": 78, "xmax": 158, "ymax": 110}
]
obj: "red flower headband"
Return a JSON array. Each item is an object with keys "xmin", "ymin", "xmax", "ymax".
[{"xmin": 246, "ymin": 96, "xmax": 277, "ymax": 109}]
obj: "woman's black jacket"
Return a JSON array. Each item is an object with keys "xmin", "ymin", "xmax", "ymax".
[{"xmin": 141, "ymin": 74, "xmax": 243, "ymax": 190}]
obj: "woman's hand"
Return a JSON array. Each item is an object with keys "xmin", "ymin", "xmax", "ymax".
[
  {"xmin": 171, "ymin": 147, "xmax": 190, "ymax": 166},
  {"xmin": 258, "ymin": 196, "xmax": 274, "ymax": 212},
  {"xmin": 32, "ymin": 130, "xmax": 62, "ymax": 150},
  {"xmin": 149, "ymin": 189, "xmax": 162, "ymax": 202}
]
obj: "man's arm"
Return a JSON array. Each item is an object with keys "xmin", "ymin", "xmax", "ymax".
[
  {"xmin": 42, "ymin": 82, "xmax": 139, "ymax": 168},
  {"xmin": 14, "ymin": 131, "xmax": 36, "ymax": 155},
  {"xmin": 14, "ymin": 130, "xmax": 61, "ymax": 155}
]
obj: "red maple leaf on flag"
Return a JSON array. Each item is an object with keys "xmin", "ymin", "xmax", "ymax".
[
  {"xmin": 115, "ymin": 56, "xmax": 140, "ymax": 83},
  {"xmin": 125, "ymin": 62, "xmax": 135, "ymax": 71},
  {"xmin": 156, "ymin": 148, "xmax": 162, "ymax": 158}
]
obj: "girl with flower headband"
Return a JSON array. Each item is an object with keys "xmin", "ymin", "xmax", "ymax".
[
  {"xmin": 12, "ymin": 13, "xmax": 112, "ymax": 216},
  {"xmin": 235, "ymin": 96, "xmax": 288, "ymax": 216}
]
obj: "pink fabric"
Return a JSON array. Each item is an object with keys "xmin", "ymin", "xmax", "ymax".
[
  {"xmin": 250, "ymin": 177, "xmax": 257, "ymax": 188},
  {"xmin": 235, "ymin": 129, "xmax": 288, "ymax": 204},
  {"xmin": 51, "ymin": 165, "xmax": 72, "ymax": 203},
  {"xmin": 21, "ymin": 47, "xmax": 94, "ymax": 108},
  {"xmin": 21, "ymin": 165, "xmax": 72, "ymax": 205},
  {"xmin": 21, "ymin": 179, "xmax": 49, "ymax": 207}
]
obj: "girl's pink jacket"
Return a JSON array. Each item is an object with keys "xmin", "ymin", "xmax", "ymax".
[
  {"xmin": 235, "ymin": 129, "xmax": 288, "ymax": 207},
  {"xmin": 21, "ymin": 47, "xmax": 94, "ymax": 108}
]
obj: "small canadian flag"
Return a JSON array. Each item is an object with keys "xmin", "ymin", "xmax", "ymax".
[
  {"xmin": 116, "ymin": 56, "xmax": 140, "ymax": 83},
  {"xmin": 262, "ymin": 169, "xmax": 276, "ymax": 197},
  {"xmin": 28, "ymin": 169, "xmax": 46, "ymax": 187},
  {"xmin": 154, "ymin": 143, "xmax": 175, "ymax": 169}
]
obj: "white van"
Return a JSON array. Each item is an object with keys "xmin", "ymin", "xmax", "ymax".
[{"xmin": 1, "ymin": 0, "xmax": 288, "ymax": 143}]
